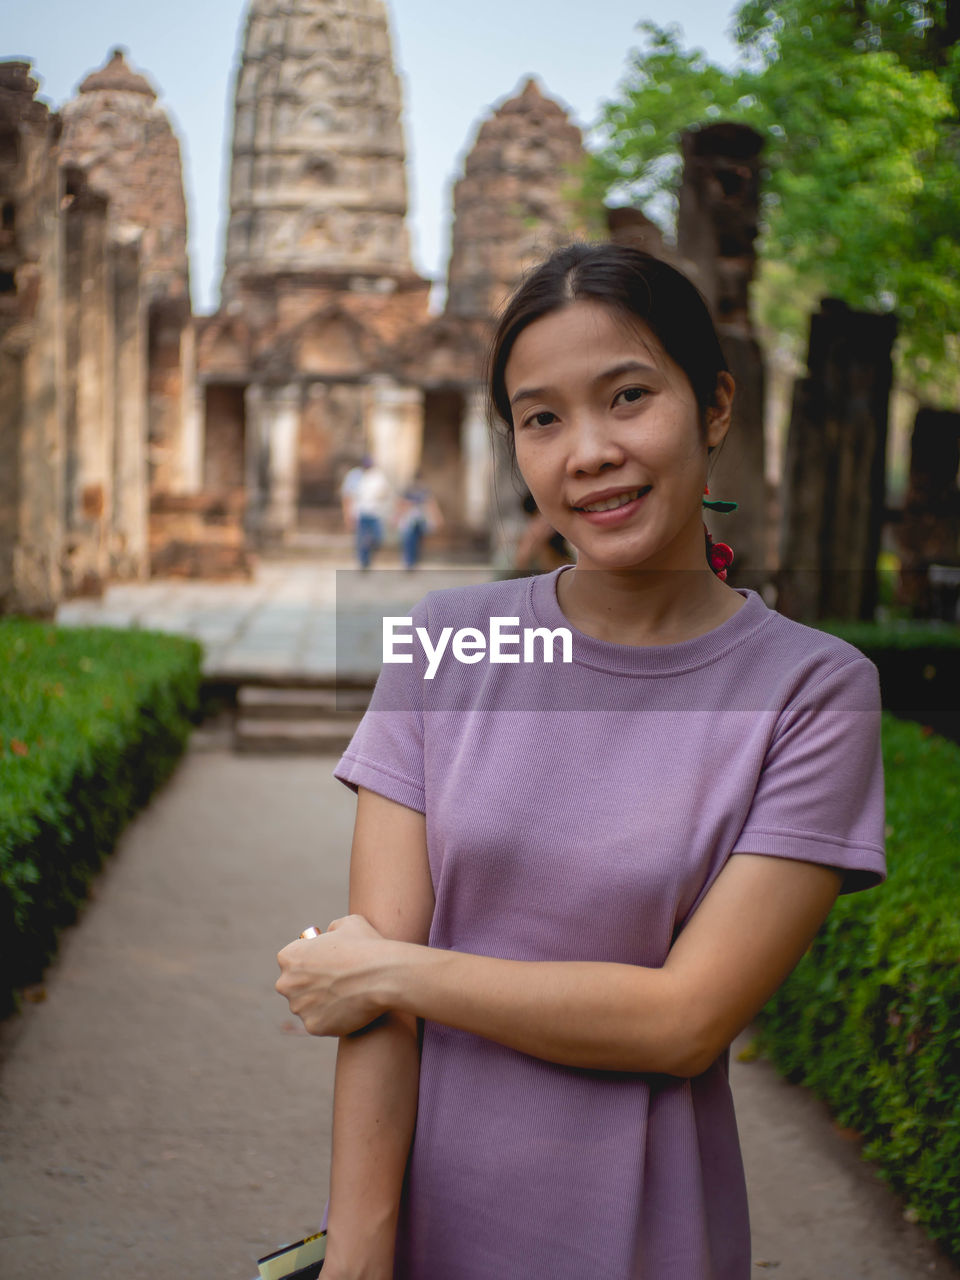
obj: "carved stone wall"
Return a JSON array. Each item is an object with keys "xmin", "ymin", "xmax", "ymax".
[
  {"xmin": 223, "ymin": 0, "xmax": 414, "ymax": 292},
  {"xmin": 0, "ymin": 57, "xmax": 164, "ymax": 611},
  {"xmin": 445, "ymin": 79, "xmax": 587, "ymax": 321},
  {"xmin": 0, "ymin": 63, "xmax": 64, "ymax": 614}
]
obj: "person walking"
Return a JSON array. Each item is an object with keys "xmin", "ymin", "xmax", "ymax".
[
  {"xmin": 395, "ymin": 474, "xmax": 443, "ymax": 571},
  {"xmin": 344, "ymin": 457, "xmax": 392, "ymax": 570},
  {"xmin": 277, "ymin": 244, "xmax": 886, "ymax": 1280}
]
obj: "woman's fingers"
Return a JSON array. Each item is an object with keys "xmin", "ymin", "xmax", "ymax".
[{"xmin": 274, "ymin": 915, "xmax": 387, "ymax": 1036}]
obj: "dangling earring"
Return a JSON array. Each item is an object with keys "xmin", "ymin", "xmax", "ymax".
[
  {"xmin": 702, "ymin": 485, "xmax": 737, "ymax": 581},
  {"xmin": 701, "ymin": 484, "xmax": 738, "ymax": 514}
]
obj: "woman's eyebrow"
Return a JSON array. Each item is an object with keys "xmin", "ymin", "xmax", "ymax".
[
  {"xmin": 510, "ymin": 360, "xmax": 661, "ymax": 407},
  {"xmin": 594, "ymin": 360, "xmax": 660, "ymax": 384},
  {"xmin": 509, "ymin": 384, "xmax": 549, "ymax": 408}
]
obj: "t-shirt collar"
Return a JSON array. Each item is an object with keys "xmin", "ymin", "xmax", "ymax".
[{"xmin": 528, "ymin": 564, "xmax": 771, "ymax": 676}]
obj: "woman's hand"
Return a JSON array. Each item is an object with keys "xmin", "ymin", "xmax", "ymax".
[{"xmin": 275, "ymin": 914, "xmax": 397, "ymax": 1037}]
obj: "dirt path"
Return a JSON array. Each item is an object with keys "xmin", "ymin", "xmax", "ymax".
[{"xmin": 1, "ymin": 749, "xmax": 956, "ymax": 1279}]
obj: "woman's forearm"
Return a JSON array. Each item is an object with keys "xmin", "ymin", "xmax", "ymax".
[
  {"xmin": 364, "ymin": 856, "xmax": 842, "ymax": 1082},
  {"xmin": 324, "ymin": 1010, "xmax": 421, "ymax": 1276},
  {"xmin": 382, "ymin": 945, "xmax": 695, "ymax": 1077}
]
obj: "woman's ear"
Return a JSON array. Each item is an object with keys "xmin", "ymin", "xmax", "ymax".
[{"xmin": 706, "ymin": 372, "xmax": 735, "ymax": 449}]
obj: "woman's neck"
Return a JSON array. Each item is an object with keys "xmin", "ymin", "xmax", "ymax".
[{"xmin": 556, "ymin": 563, "xmax": 744, "ymax": 647}]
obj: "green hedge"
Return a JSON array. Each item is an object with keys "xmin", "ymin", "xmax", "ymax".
[
  {"xmin": 817, "ymin": 619, "xmax": 960, "ymax": 650},
  {"xmin": 815, "ymin": 620, "xmax": 960, "ymax": 746},
  {"xmin": 0, "ymin": 620, "xmax": 203, "ymax": 1016},
  {"xmin": 755, "ymin": 712, "xmax": 960, "ymax": 1261}
]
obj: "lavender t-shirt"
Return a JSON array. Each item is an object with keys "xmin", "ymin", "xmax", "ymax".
[{"xmin": 333, "ymin": 567, "xmax": 886, "ymax": 1280}]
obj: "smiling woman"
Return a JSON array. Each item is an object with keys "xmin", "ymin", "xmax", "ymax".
[{"xmin": 276, "ymin": 243, "xmax": 888, "ymax": 1280}]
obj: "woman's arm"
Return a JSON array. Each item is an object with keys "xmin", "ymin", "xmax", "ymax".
[
  {"xmin": 281, "ymin": 852, "xmax": 841, "ymax": 1080},
  {"xmin": 301, "ymin": 787, "xmax": 434, "ymax": 1280}
]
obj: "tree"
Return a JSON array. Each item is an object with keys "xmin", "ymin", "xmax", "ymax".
[{"xmin": 587, "ymin": 2, "xmax": 960, "ymax": 403}]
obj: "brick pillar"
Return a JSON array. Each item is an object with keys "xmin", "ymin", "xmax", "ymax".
[
  {"xmin": 778, "ymin": 299, "xmax": 897, "ymax": 622},
  {"xmin": 0, "ymin": 62, "xmax": 64, "ymax": 615},
  {"xmin": 110, "ymin": 230, "xmax": 148, "ymax": 579},
  {"xmin": 895, "ymin": 408, "xmax": 960, "ymax": 616},
  {"xmin": 147, "ymin": 295, "xmax": 192, "ymax": 494},
  {"xmin": 260, "ymin": 383, "xmax": 302, "ymax": 543},
  {"xmin": 61, "ymin": 168, "xmax": 114, "ymax": 597},
  {"xmin": 677, "ymin": 123, "xmax": 768, "ymax": 579}
]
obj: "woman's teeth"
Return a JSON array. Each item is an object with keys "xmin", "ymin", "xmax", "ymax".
[{"xmin": 580, "ymin": 488, "xmax": 649, "ymax": 513}]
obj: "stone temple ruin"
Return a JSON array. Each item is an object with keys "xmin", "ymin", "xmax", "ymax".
[
  {"xmin": 0, "ymin": 2, "xmax": 590, "ymax": 613},
  {"xmin": 3, "ymin": 0, "xmax": 950, "ymax": 620},
  {"xmin": 199, "ymin": 2, "xmax": 588, "ymax": 555},
  {"xmin": 1, "ymin": 52, "xmax": 196, "ymax": 610}
]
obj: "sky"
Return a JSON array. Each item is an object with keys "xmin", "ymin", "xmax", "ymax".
[{"xmin": 4, "ymin": 1, "xmax": 741, "ymax": 313}]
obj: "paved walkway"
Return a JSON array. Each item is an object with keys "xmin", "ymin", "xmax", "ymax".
[
  {"xmin": 1, "ymin": 749, "xmax": 957, "ymax": 1279},
  {"xmin": 55, "ymin": 555, "xmax": 501, "ymax": 682}
]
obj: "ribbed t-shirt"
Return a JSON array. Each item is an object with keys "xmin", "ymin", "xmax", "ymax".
[{"xmin": 333, "ymin": 566, "xmax": 887, "ymax": 1280}]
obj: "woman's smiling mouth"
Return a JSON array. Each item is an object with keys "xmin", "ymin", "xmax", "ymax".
[{"xmin": 572, "ymin": 486, "xmax": 652, "ymax": 523}]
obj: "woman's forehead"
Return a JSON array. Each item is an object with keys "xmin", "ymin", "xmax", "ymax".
[{"xmin": 506, "ymin": 301, "xmax": 677, "ymax": 387}]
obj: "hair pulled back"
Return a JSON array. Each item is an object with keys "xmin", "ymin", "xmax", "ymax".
[{"xmin": 487, "ymin": 242, "xmax": 728, "ymax": 446}]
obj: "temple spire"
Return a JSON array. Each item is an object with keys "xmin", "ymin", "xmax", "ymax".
[{"xmin": 222, "ymin": 0, "xmax": 414, "ymax": 299}]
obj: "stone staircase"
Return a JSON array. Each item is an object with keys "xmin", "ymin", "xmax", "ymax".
[{"xmin": 233, "ymin": 683, "xmax": 372, "ymax": 755}]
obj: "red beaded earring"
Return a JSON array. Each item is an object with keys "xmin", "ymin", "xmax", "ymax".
[{"xmin": 702, "ymin": 485, "xmax": 737, "ymax": 582}]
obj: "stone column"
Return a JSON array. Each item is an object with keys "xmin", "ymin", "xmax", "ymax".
[
  {"xmin": 777, "ymin": 299, "xmax": 897, "ymax": 622},
  {"xmin": 110, "ymin": 229, "xmax": 148, "ymax": 579},
  {"xmin": 677, "ymin": 123, "xmax": 768, "ymax": 579},
  {"xmin": 147, "ymin": 295, "xmax": 191, "ymax": 494},
  {"xmin": 366, "ymin": 375, "xmax": 423, "ymax": 487},
  {"xmin": 259, "ymin": 383, "xmax": 302, "ymax": 543},
  {"xmin": 243, "ymin": 382, "xmax": 267, "ymax": 543},
  {"xmin": 178, "ymin": 318, "xmax": 203, "ymax": 492},
  {"xmin": 895, "ymin": 408, "xmax": 960, "ymax": 616},
  {"xmin": 462, "ymin": 387, "xmax": 493, "ymax": 535},
  {"xmin": 61, "ymin": 171, "xmax": 114, "ymax": 597}
]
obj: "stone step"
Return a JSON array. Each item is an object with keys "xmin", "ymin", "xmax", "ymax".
[
  {"xmin": 237, "ymin": 685, "xmax": 370, "ymax": 721},
  {"xmin": 234, "ymin": 715, "xmax": 360, "ymax": 756}
]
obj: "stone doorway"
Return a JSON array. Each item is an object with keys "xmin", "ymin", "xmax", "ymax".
[
  {"xmin": 203, "ymin": 383, "xmax": 247, "ymax": 493},
  {"xmin": 421, "ymin": 388, "xmax": 465, "ymax": 526}
]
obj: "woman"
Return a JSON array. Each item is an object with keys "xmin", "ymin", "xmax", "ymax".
[{"xmin": 276, "ymin": 244, "xmax": 887, "ymax": 1279}]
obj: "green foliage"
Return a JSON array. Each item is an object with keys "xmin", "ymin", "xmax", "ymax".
[
  {"xmin": 816, "ymin": 618, "xmax": 960, "ymax": 649},
  {"xmin": 588, "ymin": 2, "xmax": 960, "ymax": 402},
  {"xmin": 0, "ymin": 620, "xmax": 203, "ymax": 1016},
  {"xmin": 755, "ymin": 713, "xmax": 960, "ymax": 1260}
]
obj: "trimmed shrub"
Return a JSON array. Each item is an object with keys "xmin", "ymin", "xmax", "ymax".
[
  {"xmin": 755, "ymin": 712, "xmax": 960, "ymax": 1261},
  {"xmin": 816, "ymin": 619, "xmax": 960, "ymax": 745},
  {"xmin": 0, "ymin": 620, "xmax": 202, "ymax": 1015}
]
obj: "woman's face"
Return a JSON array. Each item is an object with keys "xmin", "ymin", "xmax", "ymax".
[{"xmin": 504, "ymin": 300, "xmax": 733, "ymax": 575}]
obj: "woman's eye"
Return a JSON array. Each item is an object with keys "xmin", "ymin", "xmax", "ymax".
[
  {"xmin": 614, "ymin": 387, "xmax": 648, "ymax": 406},
  {"xmin": 524, "ymin": 410, "xmax": 557, "ymax": 428}
]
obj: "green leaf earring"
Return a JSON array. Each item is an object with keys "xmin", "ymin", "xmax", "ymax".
[{"xmin": 702, "ymin": 484, "xmax": 738, "ymax": 514}]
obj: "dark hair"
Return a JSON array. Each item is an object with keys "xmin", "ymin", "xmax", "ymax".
[{"xmin": 487, "ymin": 242, "xmax": 729, "ymax": 448}]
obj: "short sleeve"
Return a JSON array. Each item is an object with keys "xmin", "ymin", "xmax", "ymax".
[
  {"xmin": 332, "ymin": 594, "xmax": 428, "ymax": 814},
  {"xmin": 731, "ymin": 656, "xmax": 886, "ymax": 894}
]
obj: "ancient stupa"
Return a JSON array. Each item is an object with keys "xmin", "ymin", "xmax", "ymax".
[
  {"xmin": 222, "ymin": 0, "xmax": 416, "ymax": 297},
  {"xmin": 445, "ymin": 78, "xmax": 587, "ymax": 321},
  {"xmin": 60, "ymin": 48, "xmax": 190, "ymax": 303}
]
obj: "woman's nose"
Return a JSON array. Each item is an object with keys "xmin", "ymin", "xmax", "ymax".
[{"xmin": 565, "ymin": 415, "xmax": 626, "ymax": 476}]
